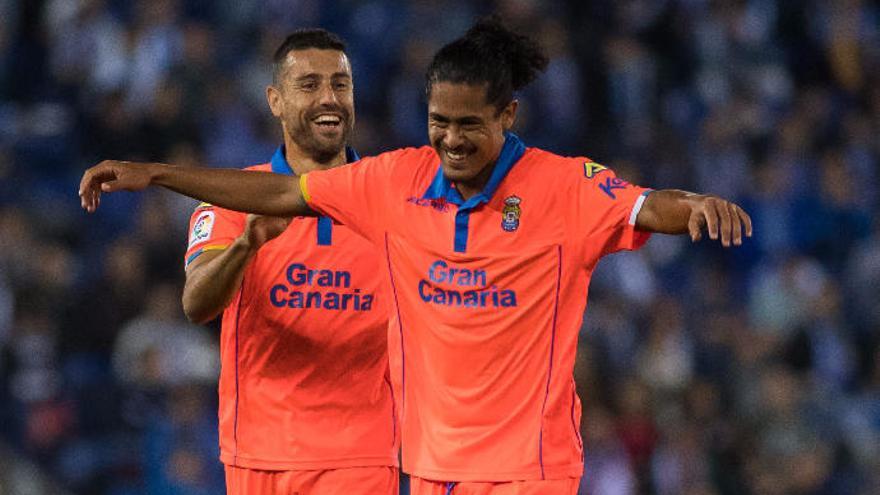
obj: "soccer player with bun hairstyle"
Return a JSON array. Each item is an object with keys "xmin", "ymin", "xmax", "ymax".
[{"xmin": 82, "ymin": 16, "xmax": 751, "ymax": 495}]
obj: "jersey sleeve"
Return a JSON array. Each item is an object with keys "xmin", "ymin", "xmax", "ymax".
[
  {"xmin": 573, "ymin": 160, "xmax": 652, "ymax": 256},
  {"xmin": 300, "ymin": 149, "xmax": 404, "ymax": 245},
  {"xmin": 183, "ymin": 202, "xmax": 246, "ymax": 269}
]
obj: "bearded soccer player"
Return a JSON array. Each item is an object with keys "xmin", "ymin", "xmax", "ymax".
[
  {"xmin": 176, "ymin": 30, "xmax": 397, "ymax": 494},
  {"xmin": 81, "ymin": 18, "xmax": 752, "ymax": 495}
]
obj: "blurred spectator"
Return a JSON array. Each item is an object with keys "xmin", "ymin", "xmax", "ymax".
[
  {"xmin": 614, "ymin": 378, "xmax": 658, "ymax": 491},
  {"xmin": 45, "ymin": 0, "xmax": 127, "ymax": 97},
  {"xmin": 64, "ymin": 239, "xmax": 146, "ymax": 355},
  {"xmin": 112, "ymin": 283, "xmax": 218, "ymax": 389},
  {"xmin": 846, "ymin": 219, "xmax": 880, "ymax": 331},
  {"xmin": 143, "ymin": 384, "xmax": 223, "ymax": 495},
  {"xmin": 649, "ymin": 420, "xmax": 715, "ymax": 495},
  {"xmin": 636, "ymin": 298, "xmax": 693, "ymax": 396},
  {"xmin": 580, "ymin": 406, "xmax": 636, "ymax": 495},
  {"xmin": 748, "ymin": 255, "xmax": 826, "ymax": 337},
  {"xmin": 126, "ymin": 0, "xmax": 184, "ymax": 113}
]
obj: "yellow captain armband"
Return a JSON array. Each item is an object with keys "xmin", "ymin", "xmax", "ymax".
[{"xmin": 299, "ymin": 174, "xmax": 312, "ymax": 203}]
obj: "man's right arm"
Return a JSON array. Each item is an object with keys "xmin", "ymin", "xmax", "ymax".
[
  {"xmin": 182, "ymin": 246, "xmax": 253, "ymax": 324},
  {"xmin": 79, "ymin": 161, "xmax": 314, "ymax": 217},
  {"xmin": 183, "ymin": 214, "xmax": 290, "ymax": 324}
]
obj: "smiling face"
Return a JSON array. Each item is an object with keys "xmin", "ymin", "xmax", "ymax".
[
  {"xmin": 427, "ymin": 82, "xmax": 517, "ymax": 196},
  {"xmin": 267, "ymin": 48, "xmax": 354, "ymax": 163}
]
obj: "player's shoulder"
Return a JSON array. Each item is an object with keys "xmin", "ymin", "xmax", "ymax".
[
  {"xmin": 520, "ymin": 147, "xmax": 600, "ymax": 181},
  {"xmin": 355, "ymin": 146, "xmax": 438, "ymax": 183},
  {"xmin": 366, "ymin": 146, "xmax": 436, "ymax": 165}
]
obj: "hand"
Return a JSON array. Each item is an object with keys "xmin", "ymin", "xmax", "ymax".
[
  {"xmin": 79, "ymin": 160, "xmax": 156, "ymax": 213},
  {"xmin": 242, "ymin": 214, "xmax": 291, "ymax": 249},
  {"xmin": 685, "ymin": 195, "xmax": 753, "ymax": 247}
]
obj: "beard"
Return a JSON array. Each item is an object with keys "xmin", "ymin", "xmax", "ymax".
[{"xmin": 285, "ymin": 105, "xmax": 354, "ymax": 164}]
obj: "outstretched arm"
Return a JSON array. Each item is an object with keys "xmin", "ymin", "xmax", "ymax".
[
  {"xmin": 78, "ymin": 160, "xmax": 315, "ymax": 217},
  {"xmin": 635, "ymin": 189, "xmax": 752, "ymax": 247}
]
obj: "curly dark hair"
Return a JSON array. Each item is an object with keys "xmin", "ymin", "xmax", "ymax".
[{"xmin": 426, "ymin": 16, "xmax": 549, "ymax": 113}]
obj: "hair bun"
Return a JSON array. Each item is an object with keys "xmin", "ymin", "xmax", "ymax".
[
  {"xmin": 425, "ymin": 15, "xmax": 549, "ymax": 110},
  {"xmin": 463, "ymin": 15, "xmax": 548, "ymax": 91}
]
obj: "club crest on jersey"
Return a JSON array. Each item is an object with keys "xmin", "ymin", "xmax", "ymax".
[
  {"xmin": 188, "ymin": 211, "xmax": 215, "ymax": 249},
  {"xmin": 583, "ymin": 161, "xmax": 608, "ymax": 179},
  {"xmin": 501, "ymin": 196, "xmax": 522, "ymax": 232}
]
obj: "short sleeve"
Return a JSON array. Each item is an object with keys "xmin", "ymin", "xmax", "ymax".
[
  {"xmin": 300, "ymin": 149, "xmax": 406, "ymax": 245},
  {"xmin": 574, "ymin": 160, "xmax": 652, "ymax": 256},
  {"xmin": 183, "ymin": 203, "xmax": 246, "ymax": 268}
]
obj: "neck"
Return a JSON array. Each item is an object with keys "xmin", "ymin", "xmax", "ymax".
[
  {"xmin": 283, "ymin": 133, "xmax": 347, "ymax": 175},
  {"xmin": 455, "ymin": 159, "xmax": 496, "ymax": 201}
]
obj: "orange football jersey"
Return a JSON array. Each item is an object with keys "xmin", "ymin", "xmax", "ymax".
[
  {"xmin": 301, "ymin": 133, "xmax": 650, "ymax": 481},
  {"xmin": 185, "ymin": 147, "xmax": 398, "ymax": 471}
]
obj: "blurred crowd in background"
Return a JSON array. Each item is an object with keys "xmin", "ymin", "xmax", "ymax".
[{"xmin": 0, "ymin": 0, "xmax": 878, "ymax": 494}]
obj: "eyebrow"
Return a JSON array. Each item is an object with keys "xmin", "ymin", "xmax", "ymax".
[
  {"xmin": 429, "ymin": 113, "xmax": 483, "ymax": 125},
  {"xmin": 294, "ymin": 72, "xmax": 352, "ymax": 81}
]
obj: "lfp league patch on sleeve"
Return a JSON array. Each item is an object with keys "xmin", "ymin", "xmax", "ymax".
[{"xmin": 188, "ymin": 210, "xmax": 215, "ymax": 249}]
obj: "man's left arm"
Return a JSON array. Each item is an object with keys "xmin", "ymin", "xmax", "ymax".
[{"xmin": 635, "ymin": 189, "xmax": 753, "ymax": 247}]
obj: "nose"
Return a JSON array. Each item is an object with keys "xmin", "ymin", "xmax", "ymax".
[
  {"xmin": 443, "ymin": 125, "xmax": 464, "ymax": 150},
  {"xmin": 317, "ymin": 82, "xmax": 340, "ymax": 107}
]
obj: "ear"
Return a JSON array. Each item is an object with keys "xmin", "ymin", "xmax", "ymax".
[
  {"xmin": 500, "ymin": 99, "xmax": 518, "ymax": 131},
  {"xmin": 266, "ymin": 85, "xmax": 283, "ymax": 118}
]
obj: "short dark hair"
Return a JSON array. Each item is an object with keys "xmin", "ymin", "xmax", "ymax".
[
  {"xmin": 425, "ymin": 16, "xmax": 549, "ymax": 113},
  {"xmin": 273, "ymin": 29, "xmax": 347, "ymax": 83}
]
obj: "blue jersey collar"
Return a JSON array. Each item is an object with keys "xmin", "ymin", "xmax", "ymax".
[
  {"xmin": 422, "ymin": 132, "xmax": 526, "ymax": 207},
  {"xmin": 269, "ymin": 145, "xmax": 358, "ymax": 247},
  {"xmin": 270, "ymin": 145, "xmax": 360, "ymax": 175}
]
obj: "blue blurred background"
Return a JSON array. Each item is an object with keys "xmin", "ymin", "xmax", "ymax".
[{"xmin": 1, "ymin": 0, "xmax": 879, "ymax": 494}]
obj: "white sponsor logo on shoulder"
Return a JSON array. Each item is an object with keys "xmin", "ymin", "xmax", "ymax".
[{"xmin": 189, "ymin": 211, "xmax": 215, "ymax": 249}]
